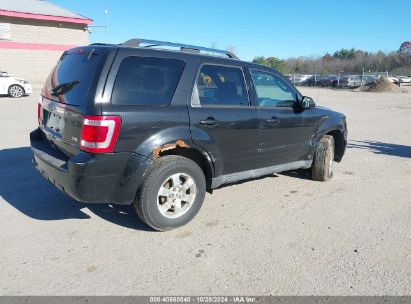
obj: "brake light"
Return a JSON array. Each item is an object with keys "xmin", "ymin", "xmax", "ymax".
[{"xmin": 80, "ymin": 115, "xmax": 121, "ymax": 153}]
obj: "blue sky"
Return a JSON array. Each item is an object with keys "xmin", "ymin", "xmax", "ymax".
[{"xmin": 53, "ymin": 0, "xmax": 411, "ymax": 61}]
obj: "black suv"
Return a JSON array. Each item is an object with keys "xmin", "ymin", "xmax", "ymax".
[{"xmin": 31, "ymin": 39, "xmax": 347, "ymax": 231}]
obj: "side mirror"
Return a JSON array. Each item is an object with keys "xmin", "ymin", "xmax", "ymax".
[{"xmin": 301, "ymin": 96, "xmax": 315, "ymax": 110}]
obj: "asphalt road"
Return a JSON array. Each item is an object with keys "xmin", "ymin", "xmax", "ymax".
[{"xmin": 0, "ymin": 86, "xmax": 410, "ymax": 295}]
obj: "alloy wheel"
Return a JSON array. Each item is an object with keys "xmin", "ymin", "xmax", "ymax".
[{"xmin": 156, "ymin": 173, "xmax": 197, "ymax": 219}]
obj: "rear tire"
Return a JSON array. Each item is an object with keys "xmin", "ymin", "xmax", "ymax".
[
  {"xmin": 312, "ymin": 135, "xmax": 335, "ymax": 181},
  {"xmin": 134, "ymin": 155, "xmax": 206, "ymax": 231},
  {"xmin": 8, "ymin": 85, "xmax": 24, "ymax": 98}
]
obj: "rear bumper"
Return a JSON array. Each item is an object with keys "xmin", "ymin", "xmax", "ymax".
[{"xmin": 30, "ymin": 128, "xmax": 152, "ymax": 205}]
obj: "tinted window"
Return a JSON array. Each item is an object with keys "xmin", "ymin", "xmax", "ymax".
[
  {"xmin": 43, "ymin": 49, "xmax": 107, "ymax": 105},
  {"xmin": 251, "ymin": 70, "xmax": 296, "ymax": 107},
  {"xmin": 111, "ymin": 57, "xmax": 185, "ymax": 106},
  {"xmin": 192, "ymin": 65, "xmax": 248, "ymax": 106}
]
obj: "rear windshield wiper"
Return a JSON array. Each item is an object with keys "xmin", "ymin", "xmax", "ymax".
[{"xmin": 51, "ymin": 80, "xmax": 80, "ymax": 96}]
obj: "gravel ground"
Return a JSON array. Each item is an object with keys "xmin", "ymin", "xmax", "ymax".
[{"xmin": 0, "ymin": 86, "xmax": 410, "ymax": 295}]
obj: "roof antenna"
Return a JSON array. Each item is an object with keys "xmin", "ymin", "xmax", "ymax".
[{"xmin": 88, "ymin": 10, "xmax": 109, "ymax": 33}]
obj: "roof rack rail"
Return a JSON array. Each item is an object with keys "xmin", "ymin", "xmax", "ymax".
[
  {"xmin": 120, "ymin": 38, "xmax": 239, "ymax": 59},
  {"xmin": 89, "ymin": 43, "xmax": 111, "ymax": 46}
]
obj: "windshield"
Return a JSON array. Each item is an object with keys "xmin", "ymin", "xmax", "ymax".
[{"xmin": 42, "ymin": 48, "xmax": 107, "ymax": 105}]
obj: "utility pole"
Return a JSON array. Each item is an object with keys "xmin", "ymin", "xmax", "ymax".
[
  {"xmin": 360, "ymin": 67, "xmax": 364, "ymax": 86},
  {"xmin": 88, "ymin": 10, "xmax": 109, "ymax": 33}
]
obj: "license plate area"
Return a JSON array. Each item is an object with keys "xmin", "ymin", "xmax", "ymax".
[
  {"xmin": 44, "ymin": 110, "xmax": 65, "ymax": 134},
  {"xmin": 42, "ymin": 100, "xmax": 67, "ymax": 139}
]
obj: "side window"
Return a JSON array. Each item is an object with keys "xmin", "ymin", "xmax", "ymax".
[
  {"xmin": 192, "ymin": 65, "xmax": 249, "ymax": 106},
  {"xmin": 250, "ymin": 70, "xmax": 296, "ymax": 107},
  {"xmin": 111, "ymin": 57, "xmax": 185, "ymax": 106}
]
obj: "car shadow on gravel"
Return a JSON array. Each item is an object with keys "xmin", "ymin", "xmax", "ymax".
[
  {"xmin": 280, "ymin": 168, "xmax": 313, "ymax": 180},
  {"xmin": 348, "ymin": 140, "xmax": 411, "ymax": 158},
  {"xmin": 0, "ymin": 147, "xmax": 153, "ymax": 231}
]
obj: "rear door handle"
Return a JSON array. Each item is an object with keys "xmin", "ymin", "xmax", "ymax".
[
  {"xmin": 266, "ymin": 117, "xmax": 280, "ymax": 124},
  {"xmin": 200, "ymin": 117, "xmax": 219, "ymax": 126}
]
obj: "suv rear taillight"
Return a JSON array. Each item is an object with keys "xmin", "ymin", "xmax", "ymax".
[{"xmin": 80, "ymin": 115, "xmax": 121, "ymax": 153}]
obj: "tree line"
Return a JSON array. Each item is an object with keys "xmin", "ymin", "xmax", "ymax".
[{"xmin": 252, "ymin": 42, "xmax": 411, "ymax": 76}]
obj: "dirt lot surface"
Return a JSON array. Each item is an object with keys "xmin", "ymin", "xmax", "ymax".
[{"xmin": 0, "ymin": 86, "xmax": 410, "ymax": 295}]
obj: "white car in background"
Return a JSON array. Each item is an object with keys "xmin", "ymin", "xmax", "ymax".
[
  {"xmin": 398, "ymin": 76, "xmax": 411, "ymax": 83},
  {"xmin": 0, "ymin": 71, "xmax": 32, "ymax": 98},
  {"xmin": 291, "ymin": 74, "xmax": 312, "ymax": 85},
  {"xmin": 387, "ymin": 76, "xmax": 400, "ymax": 85}
]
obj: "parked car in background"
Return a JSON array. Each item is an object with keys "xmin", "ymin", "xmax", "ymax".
[
  {"xmin": 300, "ymin": 76, "xmax": 316, "ymax": 86},
  {"xmin": 398, "ymin": 76, "xmax": 411, "ymax": 83},
  {"xmin": 339, "ymin": 75, "xmax": 378, "ymax": 88},
  {"xmin": 299, "ymin": 74, "xmax": 379, "ymax": 88},
  {"xmin": 317, "ymin": 75, "xmax": 338, "ymax": 87},
  {"xmin": 339, "ymin": 75, "xmax": 362, "ymax": 88},
  {"xmin": 0, "ymin": 71, "xmax": 32, "ymax": 98},
  {"xmin": 362, "ymin": 75, "xmax": 379, "ymax": 86},
  {"xmin": 299, "ymin": 75, "xmax": 339, "ymax": 87},
  {"xmin": 291, "ymin": 74, "xmax": 312, "ymax": 85},
  {"xmin": 387, "ymin": 76, "xmax": 400, "ymax": 85}
]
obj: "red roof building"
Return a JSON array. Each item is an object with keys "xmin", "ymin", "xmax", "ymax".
[{"xmin": 0, "ymin": 0, "xmax": 92, "ymax": 84}]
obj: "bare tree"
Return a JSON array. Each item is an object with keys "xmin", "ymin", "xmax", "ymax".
[
  {"xmin": 209, "ymin": 41, "xmax": 218, "ymax": 49},
  {"xmin": 265, "ymin": 47, "xmax": 411, "ymax": 75},
  {"xmin": 226, "ymin": 46, "xmax": 237, "ymax": 55}
]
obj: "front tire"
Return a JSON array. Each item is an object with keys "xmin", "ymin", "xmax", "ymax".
[
  {"xmin": 312, "ymin": 135, "xmax": 335, "ymax": 181},
  {"xmin": 134, "ymin": 155, "xmax": 206, "ymax": 231},
  {"xmin": 8, "ymin": 85, "xmax": 24, "ymax": 98}
]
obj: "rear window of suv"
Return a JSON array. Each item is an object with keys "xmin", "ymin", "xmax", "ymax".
[
  {"xmin": 43, "ymin": 48, "xmax": 107, "ymax": 105},
  {"xmin": 111, "ymin": 57, "xmax": 185, "ymax": 106}
]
